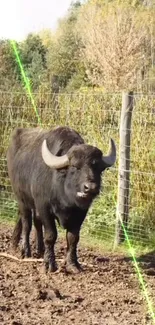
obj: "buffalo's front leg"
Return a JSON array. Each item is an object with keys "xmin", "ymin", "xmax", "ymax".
[
  {"xmin": 65, "ymin": 229, "xmax": 82, "ymax": 273},
  {"xmin": 42, "ymin": 217, "xmax": 57, "ymax": 272}
]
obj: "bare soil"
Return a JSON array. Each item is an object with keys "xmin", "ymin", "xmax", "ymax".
[{"xmin": 0, "ymin": 223, "xmax": 155, "ymax": 325}]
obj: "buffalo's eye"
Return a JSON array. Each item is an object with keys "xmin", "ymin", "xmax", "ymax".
[
  {"xmin": 70, "ymin": 166, "xmax": 80, "ymax": 172},
  {"xmin": 91, "ymin": 160, "xmax": 102, "ymax": 172},
  {"xmin": 92, "ymin": 159, "xmax": 97, "ymax": 165},
  {"xmin": 91, "ymin": 160, "xmax": 100, "ymax": 168}
]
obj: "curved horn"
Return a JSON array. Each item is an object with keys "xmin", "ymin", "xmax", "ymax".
[
  {"xmin": 102, "ymin": 138, "xmax": 116, "ymax": 167},
  {"xmin": 41, "ymin": 139, "xmax": 69, "ymax": 169}
]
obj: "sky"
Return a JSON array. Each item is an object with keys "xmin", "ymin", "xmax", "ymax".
[{"xmin": 0, "ymin": 0, "xmax": 73, "ymax": 41}]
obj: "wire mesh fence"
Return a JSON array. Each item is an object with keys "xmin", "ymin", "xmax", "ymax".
[{"xmin": 0, "ymin": 90, "xmax": 155, "ymax": 248}]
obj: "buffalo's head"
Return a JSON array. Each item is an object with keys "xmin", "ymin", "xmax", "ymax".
[{"xmin": 41, "ymin": 139, "xmax": 116, "ymax": 209}]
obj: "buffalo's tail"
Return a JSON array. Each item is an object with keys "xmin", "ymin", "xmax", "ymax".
[{"xmin": 12, "ymin": 217, "xmax": 22, "ymax": 249}]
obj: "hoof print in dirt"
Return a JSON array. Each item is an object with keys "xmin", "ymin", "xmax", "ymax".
[
  {"xmin": 37, "ymin": 288, "xmax": 62, "ymax": 301},
  {"xmin": 146, "ymin": 268, "xmax": 155, "ymax": 276}
]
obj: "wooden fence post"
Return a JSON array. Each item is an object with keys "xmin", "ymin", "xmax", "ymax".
[{"xmin": 114, "ymin": 91, "xmax": 134, "ymax": 247}]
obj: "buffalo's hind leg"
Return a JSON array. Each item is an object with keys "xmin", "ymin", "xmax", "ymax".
[
  {"xmin": 33, "ymin": 210, "xmax": 44, "ymax": 258},
  {"xmin": 12, "ymin": 211, "xmax": 22, "ymax": 250},
  {"xmin": 65, "ymin": 229, "xmax": 82, "ymax": 274},
  {"xmin": 18, "ymin": 203, "xmax": 32, "ymax": 258}
]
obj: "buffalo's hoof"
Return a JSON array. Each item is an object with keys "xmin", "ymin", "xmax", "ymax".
[
  {"xmin": 35, "ymin": 242, "xmax": 45, "ymax": 258},
  {"xmin": 21, "ymin": 247, "xmax": 31, "ymax": 258},
  {"xmin": 66, "ymin": 262, "xmax": 83, "ymax": 274},
  {"xmin": 44, "ymin": 261, "xmax": 58, "ymax": 273},
  {"xmin": 35, "ymin": 248, "xmax": 45, "ymax": 258}
]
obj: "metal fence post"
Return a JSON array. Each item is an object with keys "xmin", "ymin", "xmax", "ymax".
[{"xmin": 114, "ymin": 91, "xmax": 134, "ymax": 247}]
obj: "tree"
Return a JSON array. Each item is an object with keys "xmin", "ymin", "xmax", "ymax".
[
  {"xmin": 0, "ymin": 40, "xmax": 21, "ymax": 90},
  {"xmin": 38, "ymin": 29, "xmax": 54, "ymax": 49},
  {"xmin": 46, "ymin": 1, "xmax": 87, "ymax": 90},
  {"xmin": 77, "ymin": 0, "xmax": 154, "ymax": 90},
  {"xmin": 20, "ymin": 34, "xmax": 48, "ymax": 90}
]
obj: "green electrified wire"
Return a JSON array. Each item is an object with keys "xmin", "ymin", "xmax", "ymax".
[
  {"xmin": 10, "ymin": 40, "xmax": 42, "ymax": 126},
  {"xmin": 10, "ymin": 39, "xmax": 155, "ymax": 323},
  {"xmin": 120, "ymin": 219, "xmax": 155, "ymax": 322}
]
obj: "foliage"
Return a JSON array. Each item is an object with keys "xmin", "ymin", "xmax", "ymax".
[
  {"xmin": 20, "ymin": 34, "xmax": 48, "ymax": 90},
  {"xmin": 0, "ymin": 0, "xmax": 155, "ymax": 92},
  {"xmin": 38, "ymin": 29, "xmax": 54, "ymax": 49},
  {"xmin": 77, "ymin": 0, "xmax": 154, "ymax": 90},
  {"xmin": 46, "ymin": 1, "xmax": 85, "ymax": 90},
  {"xmin": 0, "ymin": 40, "xmax": 21, "ymax": 90}
]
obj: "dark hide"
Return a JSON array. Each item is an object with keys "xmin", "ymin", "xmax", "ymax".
[{"xmin": 7, "ymin": 126, "xmax": 115, "ymax": 273}]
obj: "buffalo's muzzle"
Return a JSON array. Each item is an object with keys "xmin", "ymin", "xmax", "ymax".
[
  {"xmin": 83, "ymin": 182, "xmax": 98, "ymax": 194},
  {"xmin": 76, "ymin": 182, "xmax": 99, "ymax": 199}
]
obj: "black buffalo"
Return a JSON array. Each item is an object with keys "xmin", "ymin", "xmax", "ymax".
[{"xmin": 7, "ymin": 126, "xmax": 116, "ymax": 273}]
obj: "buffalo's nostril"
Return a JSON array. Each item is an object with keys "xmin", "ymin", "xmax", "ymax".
[
  {"xmin": 83, "ymin": 183, "xmax": 90, "ymax": 193},
  {"xmin": 83, "ymin": 183, "xmax": 98, "ymax": 193}
]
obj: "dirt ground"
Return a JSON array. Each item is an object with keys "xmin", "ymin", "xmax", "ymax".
[{"xmin": 1, "ymin": 224, "xmax": 155, "ymax": 325}]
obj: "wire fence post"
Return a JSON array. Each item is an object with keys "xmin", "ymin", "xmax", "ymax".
[{"xmin": 114, "ymin": 91, "xmax": 134, "ymax": 247}]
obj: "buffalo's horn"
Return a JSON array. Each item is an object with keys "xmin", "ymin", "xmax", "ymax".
[
  {"xmin": 41, "ymin": 139, "xmax": 69, "ymax": 169},
  {"xmin": 102, "ymin": 138, "xmax": 116, "ymax": 167}
]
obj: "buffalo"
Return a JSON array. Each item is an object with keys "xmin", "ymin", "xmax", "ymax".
[{"xmin": 7, "ymin": 126, "xmax": 116, "ymax": 273}]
